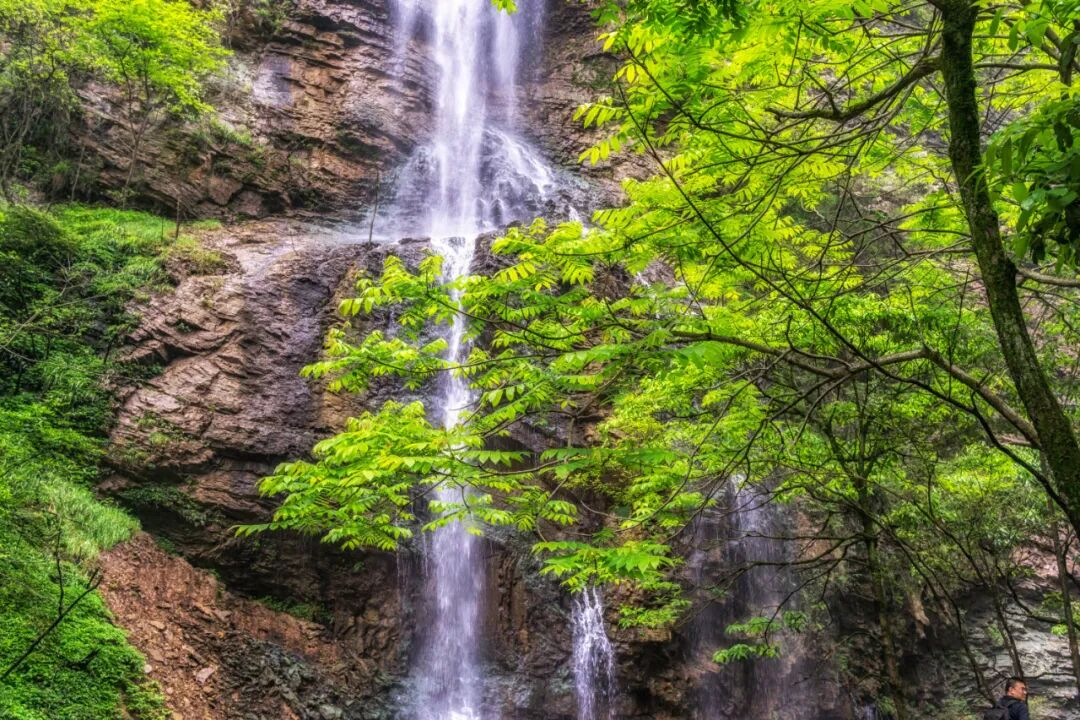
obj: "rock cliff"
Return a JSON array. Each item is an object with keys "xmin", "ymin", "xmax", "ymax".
[
  {"xmin": 89, "ymin": 1, "xmax": 1080, "ymax": 719},
  {"xmin": 71, "ymin": 0, "xmax": 619, "ymax": 221},
  {"xmin": 101, "ymin": 218, "xmax": 686, "ymax": 718}
]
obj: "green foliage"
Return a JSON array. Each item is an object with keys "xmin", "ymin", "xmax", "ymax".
[
  {"xmin": 165, "ymin": 236, "xmax": 228, "ymax": 275},
  {"xmin": 0, "ymin": 0, "xmax": 84, "ymax": 196},
  {"xmin": 712, "ymin": 612, "xmax": 807, "ymax": 664},
  {"xmin": 0, "ymin": 0, "xmax": 229, "ymax": 196},
  {"xmin": 255, "ymin": 596, "xmax": 329, "ymax": 624},
  {"xmin": 0, "ymin": 204, "xmax": 174, "ymax": 403},
  {"xmin": 242, "ymin": 400, "xmax": 567, "ymax": 551},
  {"xmin": 256, "ymin": 11, "xmax": 1080, "ymax": 713},
  {"xmin": 78, "ymin": 0, "xmax": 228, "ymax": 118},
  {"xmin": 987, "ymin": 92, "xmax": 1080, "ymax": 267},
  {"xmin": 118, "ymin": 484, "xmax": 216, "ymax": 528},
  {"xmin": 0, "ymin": 526, "xmax": 165, "ymax": 719},
  {"xmin": 0, "ymin": 203, "xmax": 183, "ymax": 718}
]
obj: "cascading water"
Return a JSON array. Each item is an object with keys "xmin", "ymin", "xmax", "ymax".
[
  {"xmin": 571, "ymin": 586, "xmax": 617, "ymax": 720},
  {"xmin": 416, "ymin": 231, "xmax": 484, "ymax": 720},
  {"xmin": 385, "ymin": 1, "xmax": 563, "ymax": 241},
  {"xmin": 384, "ymin": 2, "xmax": 569, "ymax": 718},
  {"xmin": 684, "ymin": 477, "xmax": 817, "ymax": 719}
]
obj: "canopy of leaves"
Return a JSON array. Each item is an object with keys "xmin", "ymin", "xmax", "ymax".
[
  {"xmin": 78, "ymin": 0, "xmax": 228, "ymax": 117},
  {"xmin": 255, "ymin": 7, "xmax": 1080, "ymax": 702}
]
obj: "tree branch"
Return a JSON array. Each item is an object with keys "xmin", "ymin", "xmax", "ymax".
[{"xmin": 768, "ymin": 57, "xmax": 939, "ymax": 123}]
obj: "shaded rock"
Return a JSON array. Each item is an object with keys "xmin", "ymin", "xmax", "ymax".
[{"xmin": 65, "ymin": 0, "xmax": 629, "ymax": 222}]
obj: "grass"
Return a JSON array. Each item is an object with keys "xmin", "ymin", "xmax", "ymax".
[
  {"xmin": 165, "ymin": 236, "xmax": 228, "ymax": 275},
  {"xmin": 0, "ymin": 202, "xmax": 183, "ymax": 719}
]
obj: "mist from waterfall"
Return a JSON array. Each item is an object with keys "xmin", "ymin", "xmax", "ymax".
[
  {"xmin": 571, "ymin": 586, "xmax": 617, "ymax": 720},
  {"xmin": 386, "ymin": 2, "xmax": 558, "ymax": 718}
]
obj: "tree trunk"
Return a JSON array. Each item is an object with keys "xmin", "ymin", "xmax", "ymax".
[
  {"xmin": 938, "ymin": 0, "xmax": 1080, "ymax": 536},
  {"xmin": 1052, "ymin": 506, "xmax": 1080, "ymax": 696},
  {"xmin": 866, "ymin": 533, "xmax": 910, "ymax": 720},
  {"xmin": 989, "ymin": 584, "xmax": 1023, "ymax": 677},
  {"xmin": 856, "ymin": 478, "xmax": 909, "ymax": 720}
]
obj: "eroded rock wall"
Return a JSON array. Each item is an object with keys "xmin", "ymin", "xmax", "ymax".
[
  {"xmin": 102, "ymin": 217, "xmax": 689, "ymax": 718},
  {"xmin": 72, "ymin": 0, "xmax": 618, "ymax": 220}
]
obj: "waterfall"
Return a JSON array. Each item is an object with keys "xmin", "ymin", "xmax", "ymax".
[
  {"xmin": 385, "ymin": 2, "xmax": 559, "ymax": 718},
  {"xmin": 385, "ymin": 0, "xmax": 556, "ymax": 241},
  {"xmin": 571, "ymin": 586, "xmax": 617, "ymax": 720},
  {"xmin": 685, "ymin": 477, "xmax": 815, "ymax": 719}
]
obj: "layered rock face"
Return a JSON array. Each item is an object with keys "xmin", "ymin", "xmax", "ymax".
[
  {"xmin": 100, "ymin": 533, "xmax": 385, "ymax": 720},
  {"xmin": 73, "ymin": 0, "xmax": 618, "ymax": 221},
  {"xmin": 91, "ymin": 2, "xmax": 1080, "ymax": 719},
  {"xmin": 104, "ymin": 222, "xmax": 408, "ymax": 717},
  {"xmin": 91, "ymin": 2, "xmax": 651, "ymax": 715},
  {"xmin": 78, "ymin": 0, "xmax": 412, "ymax": 219},
  {"xmin": 102, "ymin": 222, "xmax": 681, "ymax": 718}
]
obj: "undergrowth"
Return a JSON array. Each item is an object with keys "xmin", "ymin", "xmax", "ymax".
[{"xmin": 0, "ymin": 203, "xmax": 207, "ymax": 718}]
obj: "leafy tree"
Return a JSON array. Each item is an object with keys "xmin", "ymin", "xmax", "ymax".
[
  {"xmin": 0, "ymin": 0, "xmax": 84, "ymax": 199},
  {"xmin": 0, "ymin": 0, "xmax": 229, "ymax": 199},
  {"xmin": 78, "ymin": 0, "xmax": 228, "ymax": 194},
  {"xmin": 254, "ymin": 0, "xmax": 1080, "ymax": 714}
]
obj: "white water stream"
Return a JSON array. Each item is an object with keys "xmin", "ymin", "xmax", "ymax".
[
  {"xmin": 571, "ymin": 587, "xmax": 618, "ymax": 720},
  {"xmin": 385, "ymin": 2, "xmax": 599, "ymax": 718}
]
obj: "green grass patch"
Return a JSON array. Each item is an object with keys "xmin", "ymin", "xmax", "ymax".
[
  {"xmin": 164, "ymin": 235, "xmax": 228, "ymax": 275},
  {"xmin": 0, "ymin": 202, "xmax": 185, "ymax": 719}
]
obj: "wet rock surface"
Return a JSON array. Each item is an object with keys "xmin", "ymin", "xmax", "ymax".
[
  {"xmin": 82, "ymin": 2, "xmax": 1080, "ymax": 718},
  {"xmin": 913, "ymin": 572, "xmax": 1080, "ymax": 720},
  {"xmin": 101, "ymin": 218, "xmax": 694, "ymax": 718},
  {"xmin": 71, "ymin": 0, "xmax": 617, "ymax": 221}
]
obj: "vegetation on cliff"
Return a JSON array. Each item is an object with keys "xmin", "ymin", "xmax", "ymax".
[
  {"xmin": 0, "ymin": 206, "xmax": 183, "ymax": 718},
  {"xmin": 0, "ymin": 1, "xmax": 227, "ymax": 716},
  {"xmin": 0, "ymin": 0, "xmax": 227, "ymax": 202},
  {"xmin": 252, "ymin": 0, "xmax": 1080, "ymax": 716}
]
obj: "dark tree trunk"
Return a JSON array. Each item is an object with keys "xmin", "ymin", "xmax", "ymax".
[
  {"xmin": 938, "ymin": 0, "xmax": 1080, "ymax": 536},
  {"xmin": 1051, "ymin": 498, "xmax": 1080, "ymax": 697}
]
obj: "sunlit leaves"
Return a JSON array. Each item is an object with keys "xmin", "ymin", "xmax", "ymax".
[
  {"xmin": 986, "ymin": 93, "xmax": 1080, "ymax": 269},
  {"xmin": 242, "ymin": 401, "xmax": 541, "ymax": 551},
  {"xmin": 254, "ymin": 0, "xmax": 1079, "ymax": 647},
  {"xmin": 77, "ymin": 0, "xmax": 228, "ymax": 116}
]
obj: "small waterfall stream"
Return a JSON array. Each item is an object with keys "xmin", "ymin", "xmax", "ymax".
[
  {"xmin": 571, "ymin": 587, "xmax": 617, "ymax": 720},
  {"xmin": 685, "ymin": 477, "xmax": 815, "ymax": 719},
  {"xmin": 385, "ymin": 2, "xmax": 579, "ymax": 718}
]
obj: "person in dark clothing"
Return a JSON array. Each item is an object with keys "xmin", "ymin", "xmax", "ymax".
[{"xmin": 997, "ymin": 677, "xmax": 1031, "ymax": 720}]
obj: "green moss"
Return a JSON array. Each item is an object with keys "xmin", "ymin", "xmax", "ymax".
[
  {"xmin": 255, "ymin": 596, "xmax": 331, "ymax": 624},
  {"xmin": 118, "ymin": 484, "xmax": 217, "ymax": 528},
  {"xmin": 165, "ymin": 236, "xmax": 228, "ymax": 275},
  {"xmin": 0, "ymin": 202, "xmax": 178, "ymax": 719},
  {"xmin": 0, "ymin": 527, "xmax": 165, "ymax": 720}
]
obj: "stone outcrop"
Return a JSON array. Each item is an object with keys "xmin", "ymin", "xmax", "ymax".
[
  {"xmin": 102, "ymin": 218, "xmax": 696, "ymax": 718},
  {"xmin": 100, "ymin": 532, "xmax": 392, "ymax": 720},
  {"xmin": 75, "ymin": 0, "xmax": 426, "ymax": 220},
  {"xmin": 84, "ymin": 2, "xmax": 1080, "ymax": 719},
  {"xmin": 71, "ymin": 0, "xmax": 617, "ymax": 221},
  {"xmin": 907, "ymin": 558, "xmax": 1080, "ymax": 720}
]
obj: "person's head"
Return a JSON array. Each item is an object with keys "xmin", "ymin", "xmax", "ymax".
[{"xmin": 1005, "ymin": 677, "xmax": 1028, "ymax": 701}]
